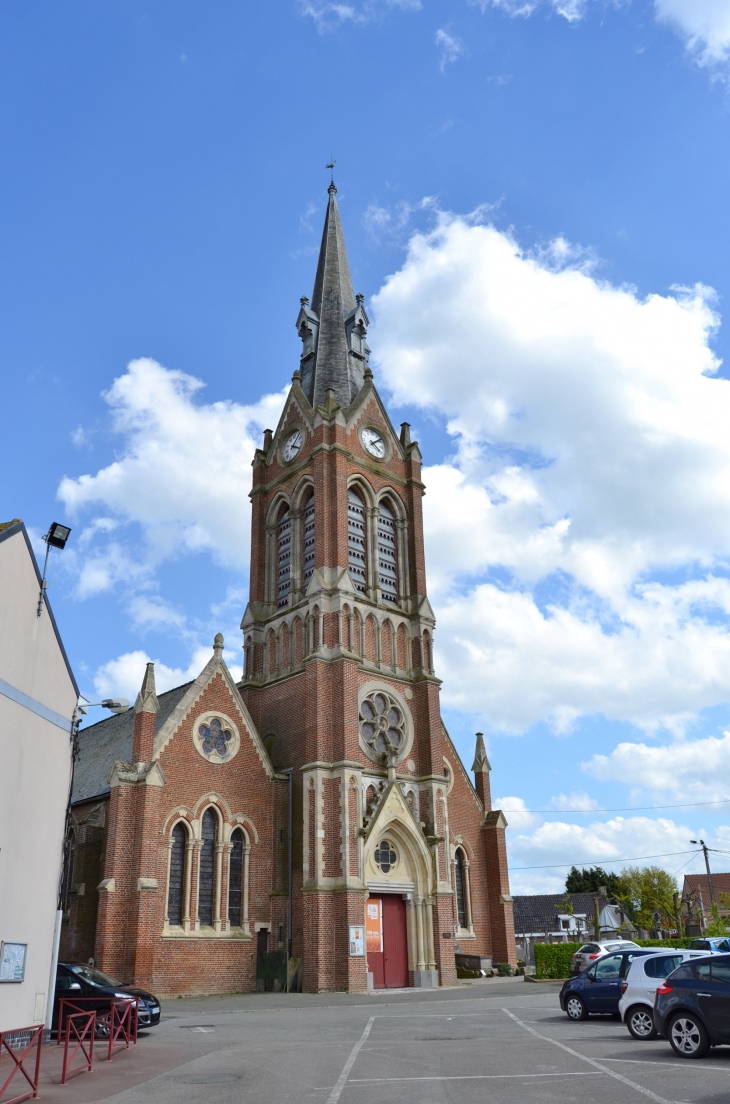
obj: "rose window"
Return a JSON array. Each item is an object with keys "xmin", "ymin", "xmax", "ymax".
[
  {"xmin": 374, "ymin": 840, "xmax": 397, "ymax": 873},
  {"xmin": 198, "ymin": 717, "xmax": 233, "ymax": 759},
  {"xmin": 359, "ymin": 692, "xmax": 406, "ymax": 757}
]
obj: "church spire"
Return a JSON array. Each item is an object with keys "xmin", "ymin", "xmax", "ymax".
[{"xmin": 297, "ymin": 181, "xmax": 370, "ymax": 410}]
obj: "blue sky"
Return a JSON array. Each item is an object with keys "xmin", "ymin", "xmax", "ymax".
[{"xmin": 4, "ymin": 0, "xmax": 730, "ymax": 893}]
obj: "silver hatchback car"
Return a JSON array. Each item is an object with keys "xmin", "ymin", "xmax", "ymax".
[{"xmin": 571, "ymin": 939, "xmax": 640, "ymax": 975}]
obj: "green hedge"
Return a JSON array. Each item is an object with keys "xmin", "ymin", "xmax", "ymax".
[
  {"xmin": 535, "ymin": 943, "xmax": 579, "ymax": 978},
  {"xmin": 534, "ymin": 938, "xmax": 695, "ymax": 978}
]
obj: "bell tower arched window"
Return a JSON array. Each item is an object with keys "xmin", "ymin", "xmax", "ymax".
[
  {"xmin": 302, "ymin": 493, "xmax": 315, "ymax": 593},
  {"xmin": 167, "ymin": 822, "xmax": 186, "ymax": 927},
  {"xmin": 198, "ymin": 808, "xmax": 217, "ymax": 927},
  {"xmin": 377, "ymin": 499, "xmax": 398, "ymax": 602},
  {"xmin": 347, "ymin": 489, "xmax": 368, "ymax": 594},
  {"xmin": 277, "ymin": 506, "xmax": 292, "ymax": 608}
]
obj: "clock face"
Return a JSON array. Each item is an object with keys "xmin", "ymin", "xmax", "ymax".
[
  {"xmin": 283, "ymin": 429, "xmax": 303, "ymax": 462},
  {"xmin": 362, "ymin": 427, "xmax": 386, "ymax": 459}
]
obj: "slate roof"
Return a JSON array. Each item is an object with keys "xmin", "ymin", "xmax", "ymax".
[
  {"xmin": 301, "ymin": 183, "xmax": 365, "ymax": 411},
  {"xmin": 71, "ymin": 682, "xmax": 192, "ymax": 804},
  {"xmin": 513, "ymin": 893, "xmax": 625, "ymax": 935}
]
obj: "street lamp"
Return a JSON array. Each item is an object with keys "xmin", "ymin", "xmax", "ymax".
[
  {"xmin": 76, "ymin": 698, "xmax": 130, "ymax": 716},
  {"xmin": 37, "ymin": 521, "xmax": 72, "ymax": 617}
]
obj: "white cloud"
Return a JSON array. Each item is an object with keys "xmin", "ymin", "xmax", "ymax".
[
  {"xmin": 655, "ymin": 0, "xmax": 730, "ymax": 66},
  {"xmin": 585, "ymin": 730, "xmax": 730, "ymax": 801},
  {"xmin": 300, "ymin": 0, "xmax": 420, "ymax": 32},
  {"xmin": 471, "ymin": 0, "xmax": 589, "ymax": 23},
  {"xmin": 551, "ymin": 791, "xmax": 600, "ymax": 810},
  {"xmin": 435, "ymin": 28, "xmax": 464, "ymax": 71},
  {"xmin": 504, "ymin": 811, "xmax": 707, "ymax": 893},
  {"xmin": 493, "ymin": 795, "xmax": 542, "ymax": 829},
  {"xmin": 92, "ymin": 643, "xmax": 243, "ymax": 704},
  {"xmin": 58, "ymin": 358, "xmax": 286, "ymax": 596},
  {"xmin": 371, "ymin": 213, "xmax": 730, "ymax": 733}
]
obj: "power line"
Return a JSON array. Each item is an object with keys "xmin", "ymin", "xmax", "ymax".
[
  {"xmin": 514, "ymin": 849, "xmax": 697, "ymax": 871},
  {"xmin": 502, "ymin": 797, "xmax": 730, "ymax": 815}
]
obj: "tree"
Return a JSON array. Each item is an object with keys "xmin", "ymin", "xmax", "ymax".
[
  {"xmin": 565, "ymin": 866, "xmax": 626, "ymax": 897},
  {"xmin": 619, "ymin": 866, "xmax": 678, "ymax": 931}
]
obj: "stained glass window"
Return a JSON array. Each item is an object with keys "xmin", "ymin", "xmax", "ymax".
[
  {"xmin": 198, "ymin": 717, "xmax": 233, "ymax": 759},
  {"xmin": 167, "ymin": 823, "xmax": 186, "ymax": 927},
  {"xmin": 228, "ymin": 828, "xmax": 243, "ymax": 928},
  {"xmin": 374, "ymin": 840, "xmax": 397, "ymax": 873},
  {"xmin": 198, "ymin": 809, "xmax": 217, "ymax": 927},
  {"xmin": 359, "ymin": 691, "xmax": 406, "ymax": 757},
  {"xmin": 455, "ymin": 848, "xmax": 467, "ymax": 929}
]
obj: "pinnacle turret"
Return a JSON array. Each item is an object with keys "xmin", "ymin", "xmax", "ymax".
[{"xmin": 297, "ymin": 182, "xmax": 371, "ymax": 410}]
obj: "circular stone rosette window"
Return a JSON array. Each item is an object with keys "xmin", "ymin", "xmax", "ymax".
[
  {"xmin": 358, "ymin": 684, "xmax": 413, "ymax": 765},
  {"xmin": 192, "ymin": 711, "xmax": 240, "ymax": 764}
]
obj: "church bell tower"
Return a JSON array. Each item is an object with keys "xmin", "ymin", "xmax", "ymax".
[{"xmin": 240, "ymin": 182, "xmax": 515, "ymax": 992}]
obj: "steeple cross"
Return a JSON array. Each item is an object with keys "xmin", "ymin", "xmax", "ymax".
[{"xmin": 326, "ymin": 158, "xmax": 336, "ymax": 184}]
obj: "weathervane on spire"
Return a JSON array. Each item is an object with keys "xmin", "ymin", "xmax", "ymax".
[{"xmin": 326, "ymin": 157, "xmax": 336, "ymax": 184}]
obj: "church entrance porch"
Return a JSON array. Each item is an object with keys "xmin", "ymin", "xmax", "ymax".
[{"xmin": 366, "ymin": 895, "xmax": 408, "ymax": 988}]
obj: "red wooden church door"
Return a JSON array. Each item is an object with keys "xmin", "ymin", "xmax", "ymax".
[{"xmin": 366, "ymin": 896, "xmax": 408, "ymax": 988}]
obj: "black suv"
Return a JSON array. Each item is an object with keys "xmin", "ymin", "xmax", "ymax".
[
  {"xmin": 654, "ymin": 953, "xmax": 730, "ymax": 1058},
  {"xmin": 54, "ymin": 963, "xmax": 161, "ymax": 1034}
]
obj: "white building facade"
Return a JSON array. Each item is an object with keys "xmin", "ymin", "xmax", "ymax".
[{"xmin": 0, "ymin": 520, "xmax": 78, "ymax": 1033}]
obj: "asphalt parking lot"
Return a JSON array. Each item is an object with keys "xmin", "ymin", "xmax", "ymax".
[{"xmin": 34, "ymin": 979, "xmax": 730, "ymax": 1103}]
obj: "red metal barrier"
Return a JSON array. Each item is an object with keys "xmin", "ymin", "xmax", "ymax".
[
  {"xmin": 60, "ymin": 1011, "xmax": 95, "ymax": 1085},
  {"xmin": 106, "ymin": 999, "xmax": 138, "ymax": 1062},
  {"xmin": 0, "ymin": 1025, "xmax": 43, "ymax": 1104}
]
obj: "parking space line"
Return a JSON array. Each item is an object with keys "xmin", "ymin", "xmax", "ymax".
[
  {"xmin": 502, "ymin": 1008, "xmax": 675, "ymax": 1104},
  {"xmin": 349, "ymin": 1071, "xmax": 601, "ymax": 1082},
  {"xmin": 325, "ymin": 1016, "xmax": 375, "ymax": 1104}
]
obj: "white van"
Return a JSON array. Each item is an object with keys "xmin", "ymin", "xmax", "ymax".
[{"xmin": 619, "ymin": 950, "xmax": 712, "ymax": 1039}]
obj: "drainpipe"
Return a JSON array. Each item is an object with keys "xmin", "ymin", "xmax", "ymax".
[{"xmin": 282, "ymin": 768, "xmax": 294, "ymax": 992}]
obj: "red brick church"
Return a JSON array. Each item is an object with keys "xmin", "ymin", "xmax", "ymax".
[{"xmin": 61, "ymin": 183, "xmax": 516, "ymax": 995}]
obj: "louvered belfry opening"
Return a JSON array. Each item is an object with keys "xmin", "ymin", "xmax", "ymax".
[
  {"xmin": 302, "ymin": 493, "xmax": 315, "ymax": 593},
  {"xmin": 198, "ymin": 808, "xmax": 217, "ymax": 926},
  {"xmin": 277, "ymin": 505, "xmax": 292, "ymax": 608},
  {"xmin": 347, "ymin": 489, "xmax": 368, "ymax": 594},
  {"xmin": 167, "ymin": 822, "xmax": 186, "ymax": 926},
  {"xmin": 377, "ymin": 499, "xmax": 398, "ymax": 602},
  {"xmin": 228, "ymin": 828, "xmax": 244, "ymax": 928},
  {"xmin": 455, "ymin": 848, "xmax": 467, "ymax": 929}
]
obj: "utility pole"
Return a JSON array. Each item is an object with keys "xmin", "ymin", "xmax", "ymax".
[{"xmin": 691, "ymin": 839, "xmax": 716, "ymax": 908}]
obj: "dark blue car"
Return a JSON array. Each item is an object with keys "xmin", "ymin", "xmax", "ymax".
[
  {"xmin": 560, "ymin": 948, "xmax": 659, "ymax": 1020},
  {"xmin": 654, "ymin": 952, "xmax": 730, "ymax": 1058}
]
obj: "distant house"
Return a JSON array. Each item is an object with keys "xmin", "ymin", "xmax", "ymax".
[
  {"xmin": 0, "ymin": 520, "xmax": 78, "ymax": 1033},
  {"xmin": 512, "ymin": 893, "xmax": 636, "ymax": 962},
  {"xmin": 682, "ymin": 873, "xmax": 730, "ymax": 930}
]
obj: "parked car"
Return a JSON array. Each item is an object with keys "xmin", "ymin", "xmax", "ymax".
[
  {"xmin": 619, "ymin": 950, "xmax": 709, "ymax": 1039},
  {"xmin": 570, "ymin": 940, "xmax": 640, "ymax": 975},
  {"xmin": 560, "ymin": 948, "xmax": 658, "ymax": 1020},
  {"xmin": 687, "ymin": 937, "xmax": 730, "ymax": 953},
  {"xmin": 54, "ymin": 963, "xmax": 161, "ymax": 1035},
  {"xmin": 654, "ymin": 953, "xmax": 730, "ymax": 1058}
]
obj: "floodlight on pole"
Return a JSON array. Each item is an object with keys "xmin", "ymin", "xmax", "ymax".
[{"xmin": 37, "ymin": 521, "xmax": 72, "ymax": 617}]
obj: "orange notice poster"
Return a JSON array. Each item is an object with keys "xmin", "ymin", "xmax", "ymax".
[{"xmin": 365, "ymin": 898, "xmax": 382, "ymax": 953}]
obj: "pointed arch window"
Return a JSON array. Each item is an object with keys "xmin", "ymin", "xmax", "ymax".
[
  {"xmin": 454, "ymin": 848, "xmax": 467, "ymax": 930},
  {"xmin": 167, "ymin": 823, "xmax": 186, "ymax": 927},
  {"xmin": 377, "ymin": 499, "xmax": 398, "ymax": 602},
  {"xmin": 277, "ymin": 506, "xmax": 292, "ymax": 608},
  {"xmin": 302, "ymin": 493, "xmax": 315, "ymax": 592},
  {"xmin": 198, "ymin": 809, "xmax": 217, "ymax": 927},
  {"xmin": 228, "ymin": 828, "xmax": 244, "ymax": 928},
  {"xmin": 347, "ymin": 489, "xmax": 368, "ymax": 594}
]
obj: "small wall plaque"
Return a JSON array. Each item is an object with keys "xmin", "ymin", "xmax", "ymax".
[{"xmin": 0, "ymin": 942, "xmax": 28, "ymax": 982}]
